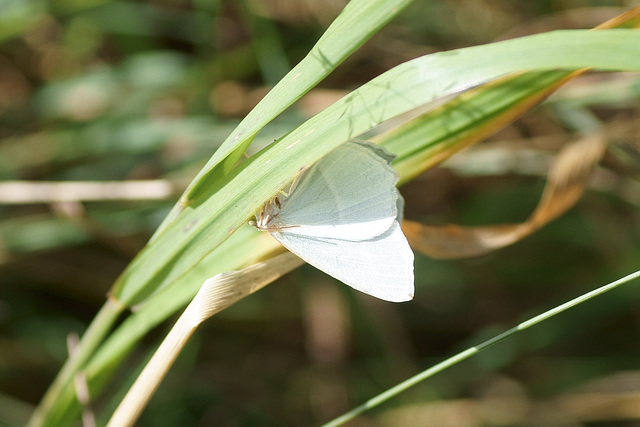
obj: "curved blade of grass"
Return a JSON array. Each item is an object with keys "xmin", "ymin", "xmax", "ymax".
[
  {"xmin": 159, "ymin": 0, "xmax": 413, "ymax": 219},
  {"xmin": 79, "ymin": 71, "xmax": 610, "ymax": 406},
  {"xmin": 380, "ymin": 5, "xmax": 640, "ymax": 180},
  {"xmin": 114, "ymin": 30, "xmax": 640, "ymax": 308},
  {"xmin": 31, "ymin": 28, "xmax": 640, "ymax": 427},
  {"xmin": 27, "ymin": 2, "xmax": 412, "ymax": 423},
  {"xmin": 55, "ymin": 67, "xmax": 640, "ymax": 427},
  {"xmin": 321, "ymin": 270, "xmax": 640, "ymax": 427},
  {"xmin": 380, "ymin": 70, "xmax": 584, "ymax": 184}
]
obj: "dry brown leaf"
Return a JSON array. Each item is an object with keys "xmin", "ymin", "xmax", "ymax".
[
  {"xmin": 399, "ymin": 6, "xmax": 640, "ymax": 259},
  {"xmin": 403, "ymin": 134, "xmax": 606, "ymax": 259}
]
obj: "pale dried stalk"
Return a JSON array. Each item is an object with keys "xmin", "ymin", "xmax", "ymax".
[
  {"xmin": 0, "ymin": 180, "xmax": 177, "ymax": 204},
  {"xmin": 106, "ymin": 252, "xmax": 304, "ymax": 427}
]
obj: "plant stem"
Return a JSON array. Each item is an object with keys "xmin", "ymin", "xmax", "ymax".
[
  {"xmin": 321, "ymin": 269, "xmax": 640, "ymax": 427},
  {"xmin": 27, "ymin": 299, "xmax": 125, "ymax": 427}
]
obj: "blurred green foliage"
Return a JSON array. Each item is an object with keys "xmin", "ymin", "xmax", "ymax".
[{"xmin": 1, "ymin": 1, "xmax": 640, "ymax": 426}]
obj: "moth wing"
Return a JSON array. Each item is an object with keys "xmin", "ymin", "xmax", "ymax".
[
  {"xmin": 277, "ymin": 142, "xmax": 399, "ymax": 240},
  {"xmin": 271, "ymin": 221, "xmax": 414, "ymax": 302}
]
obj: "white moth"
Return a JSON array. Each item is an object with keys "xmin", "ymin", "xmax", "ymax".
[{"xmin": 253, "ymin": 141, "xmax": 414, "ymax": 302}]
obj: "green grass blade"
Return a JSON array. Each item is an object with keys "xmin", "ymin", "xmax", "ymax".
[
  {"xmin": 174, "ymin": 0, "xmax": 413, "ymax": 203},
  {"xmin": 30, "ymin": 27, "xmax": 640, "ymax": 427},
  {"xmin": 320, "ymin": 270, "xmax": 640, "ymax": 427},
  {"xmin": 383, "ymin": 71, "xmax": 579, "ymax": 183},
  {"xmin": 114, "ymin": 30, "xmax": 640, "ymax": 307}
]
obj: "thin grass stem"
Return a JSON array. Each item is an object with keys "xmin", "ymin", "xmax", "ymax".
[{"xmin": 321, "ymin": 269, "xmax": 640, "ymax": 427}]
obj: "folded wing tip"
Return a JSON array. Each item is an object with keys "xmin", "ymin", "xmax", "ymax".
[
  {"xmin": 370, "ymin": 285, "xmax": 414, "ymax": 303},
  {"xmin": 394, "ymin": 291, "xmax": 414, "ymax": 303}
]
